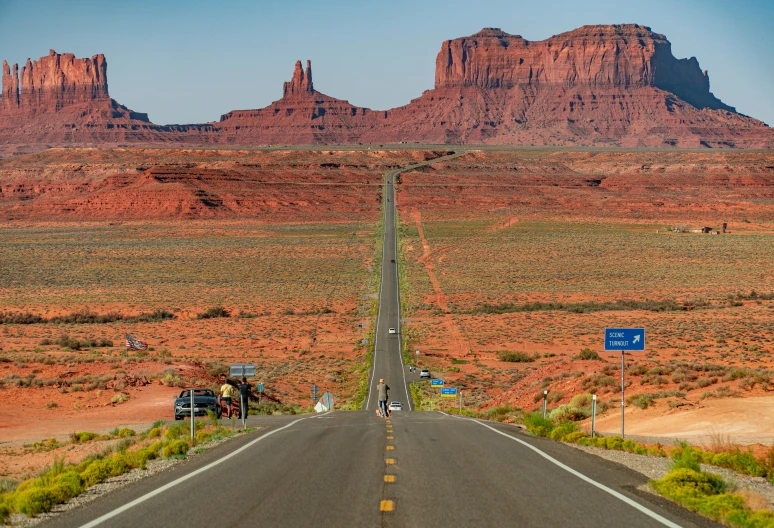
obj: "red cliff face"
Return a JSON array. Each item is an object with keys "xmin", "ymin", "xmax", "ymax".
[
  {"xmin": 4, "ymin": 50, "xmax": 109, "ymax": 111},
  {"xmin": 434, "ymin": 25, "xmax": 731, "ymax": 110}
]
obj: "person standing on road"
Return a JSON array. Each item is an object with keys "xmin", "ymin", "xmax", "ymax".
[
  {"xmin": 377, "ymin": 378, "xmax": 390, "ymax": 417},
  {"xmin": 238, "ymin": 377, "xmax": 251, "ymax": 420},
  {"xmin": 220, "ymin": 375, "xmax": 235, "ymax": 418}
]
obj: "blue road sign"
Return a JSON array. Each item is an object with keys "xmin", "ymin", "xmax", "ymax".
[
  {"xmin": 258, "ymin": 382, "xmax": 263, "ymax": 392},
  {"xmin": 604, "ymin": 328, "xmax": 645, "ymax": 351},
  {"xmin": 430, "ymin": 379, "xmax": 444, "ymax": 388},
  {"xmin": 440, "ymin": 387, "xmax": 457, "ymax": 398}
]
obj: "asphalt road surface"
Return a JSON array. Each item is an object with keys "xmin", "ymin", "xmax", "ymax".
[{"xmin": 41, "ymin": 154, "xmax": 719, "ymax": 528}]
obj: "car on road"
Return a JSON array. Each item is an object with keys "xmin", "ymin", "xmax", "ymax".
[
  {"xmin": 419, "ymin": 368, "xmax": 431, "ymax": 379},
  {"xmin": 388, "ymin": 401, "xmax": 403, "ymax": 411},
  {"xmin": 388, "ymin": 328, "xmax": 396, "ymax": 334},
  {"xmin": 391, "ymin": 259, "xmax": 395, "ymax": 263},
  {"xmin": 174, "ymin": 388, "xmax": 221, "ymax": 420}
]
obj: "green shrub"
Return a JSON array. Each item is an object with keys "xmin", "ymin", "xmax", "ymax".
[
  {"xmin": 548, "ymin": 422, "xmax": 578, "ymax": 441},
  {"xmin": 548, "ymin": 404, "xmax": 589, "ymax": 422},
  {"xmin": 627, "ymin": 393, "xmax": 654, "ymax": 409},
  {"xmin": 497, "ymin": 351, "xmax": 538, "ymax": 363},
  {"xmin": 70, "ymin": 431, "xmax": 99, "ymax": 443},
  {"xmin": 116, "ymin": 428, "xmax": 135, "ymax": 438},
  {"xmin": 196, "ymin": 306, "xmax": 230, "ymax": 319},
  {"xmin": 650, "ymin": 467, "xmax": 726, "ymax": 502},
  {"xmin": 164, "ymin": 424, "xmax": 186, "ymax": 440},
  {"xmin": 80, "ymin": 457, "xmax": 130, "ymax": 487},
  {"xmin": 13, "ymin": 487, "xmax": 59, "ymax": 516},
  {"xmin": 578, "ymin": 348, "xmax": 601, "ymax": 360},
  {"xmin": 522, "ymin": 412, "xmax": 554, "ymax": 437},
  {"xmin": 565, "ymin": 431, "xmax": 588, "ymax": 443},
  {"xmin": 605, "ymin": 436, "xmax": 624, "ymax": 450},
  {"xmin": 147, "ymin": 427, "xmax": 162, "ymax": 438},
  {"xmin": 162, "ymin": 440, "xmax": 190, "ymax": 458}
]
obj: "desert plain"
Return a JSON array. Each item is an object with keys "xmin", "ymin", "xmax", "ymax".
[{"xmin": 1, "ymin": 146, "xmax": 774, "ymax": 479}]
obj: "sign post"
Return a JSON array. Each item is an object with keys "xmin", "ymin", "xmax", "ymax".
[
  {"xmin": 591, "ymin": 394, "xmax": 597, "ymax": 438},
  {"xmin": 311, "ymin": 384, "xmax": 319, "ymax": 403},
  {"xmin": 258, "ymin": 382, "xmax": 264, "ymax": 405},
  {"xmin": 542, "ymin": 390, "xmax": 548, "ymax": 418},
  {"xmin": 190, "ymin": 389, "xmax": 195, "ymax": 441},
  {"xmin": 604, "ymin": 328, "xmax": 645, "ymax": 439}
]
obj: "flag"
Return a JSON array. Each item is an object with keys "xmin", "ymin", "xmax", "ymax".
[{"xmin": 125, "ymin": 333, "xmax": 148, "ymax": 350}]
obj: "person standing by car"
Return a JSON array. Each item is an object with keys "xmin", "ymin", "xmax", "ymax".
[
  {"xmin": 377, "ymin": 379, "xmax": 390, "ymax": 417},
  {"xmin": 238, "ymin": 377, "xmax": 251, "ymax": 423},
  {"xmin": 220, "ymin": 375, "xmax": 235, "ymax": 418}
]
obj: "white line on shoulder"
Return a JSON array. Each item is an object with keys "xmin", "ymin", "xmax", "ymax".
[
  {"xmin": 465, "ymin": 418, "xmax": 682, "ymax": 528},
  {"xmin": 80, "ymin": 416, "xmax": 317, "ymax": 527}
]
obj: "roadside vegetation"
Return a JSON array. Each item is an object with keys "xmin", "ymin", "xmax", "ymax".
[{"xmin": 0, "ymin": 416, "xmax": 251, "ymax": 523}]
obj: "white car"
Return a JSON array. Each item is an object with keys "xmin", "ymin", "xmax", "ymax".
[
  {"xmin": 388, "ymin": 328, "xmax": 396, "ymax": 334},
  {"xmin": 419, "ymin": 369, "xmax": 431, "ymax": 379},
  {"xmin": 388, "ymin": 401, "xmax": 403, "ymax": 411}
]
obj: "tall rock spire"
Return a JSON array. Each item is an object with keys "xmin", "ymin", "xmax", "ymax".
[{"xmin": 282, "ymin": 60, "xmax": 314, "ymax": 97}]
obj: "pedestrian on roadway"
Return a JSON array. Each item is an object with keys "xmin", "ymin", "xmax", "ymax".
[
  {"xmin": 377, "ymin": 378, "xmax": 390, "ymax": 417},
  {"xmin": 238, "ymin": 377, "xmax": 251, "ymax": 420},
  {"xmin": 220, "ymin": 375, "xmax": 235, "ymax": 418}
]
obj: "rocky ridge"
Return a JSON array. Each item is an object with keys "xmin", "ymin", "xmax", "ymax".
[{"xmin": 0, "ymin": 25, "xmax": 772, "ymax": 148}]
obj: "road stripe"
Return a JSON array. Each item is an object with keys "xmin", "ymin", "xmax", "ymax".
[
  {"xmin": 384, "ymin": 475, "xmax": 396, "ymax": 483},
  {"xmin": 380, "ymin": 500, "xmax": 395, "ymax": 512},
  {"xmin": 79, "ymin": 414, "xmax": 327, "ymax": 528},
  {"xmin": 385, "ymin": 458, "xmax": 396, "ymax": 465},
  {"xmin": 468, "ymin": 419, "xmax": 683, "ymax": 528}
]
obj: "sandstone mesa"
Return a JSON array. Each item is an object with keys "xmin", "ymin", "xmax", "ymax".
[{"xmin": 0, "ymin": 24, "xmax": 772, "ymax": 148}]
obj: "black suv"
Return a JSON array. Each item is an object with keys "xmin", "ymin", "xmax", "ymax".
[{"xmin": 174, "ymin": 388, "xmax": 221, "ymax": 420}]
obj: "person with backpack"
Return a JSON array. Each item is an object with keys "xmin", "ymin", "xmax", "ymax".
[{"xmin": 377, "ymin": 378, "xmax": 390, "ymax": 417}]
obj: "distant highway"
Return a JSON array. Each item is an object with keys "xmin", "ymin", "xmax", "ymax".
[{"xmin": 42, "ymin": 152, "xmax": 717, "ymax": 528}]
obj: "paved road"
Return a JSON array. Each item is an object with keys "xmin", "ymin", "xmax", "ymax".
[
  {"xmin": 365, "ymin": 152, "xmax": 465, "ymax": 412},
  {"xmin": 42, "ymin": 154, "xmax": 719, "ymax": 528}
]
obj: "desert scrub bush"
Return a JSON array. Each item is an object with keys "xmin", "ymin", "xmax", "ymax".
[
  {"xmin": 69, "ymin": 432, "xmax": 99, "ymax": 444},
  {"xmin": 496, "ymin": 351, "xmax": 538, "ymax": 363},
  {"xmin": 627, "ymin": 393, "xmax": 654, "ymax": 409},
  {"xmin": 162, "ymin": 440, "xmax": 190, "ymax": 458},
  {"xmin": 576, "ymin": 348, "xmax": 601, "ymax": 360},
  {"xmin": 482, "ymin": 404, "xmax": 521, "ymax": 422},
  {"xmin": 111, "ymin": 393, "xmax": 129, "ymax": 404},
  {"xmin": 648, "ymin": 460, "xmax": 774, "ymax": 527},
  {"xmin": 521, "ymin": 412, "xmax": 554, "ymax": 437},
  {"xmin": 548, "ymin": 421, "xmax": 579, "ymax": 441},
  {"xmin": 700, "ymin": 386, "xmax": 740, "ymax": 400},
  {"xmin": 196, "ymin": 306, "xmax": 230, "ymax": 319},
  {"xmin": 549, "ymin": 404, "xmax": 590, "ymax": 422}
]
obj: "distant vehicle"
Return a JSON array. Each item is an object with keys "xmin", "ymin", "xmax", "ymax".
[
  {"xmin": 391, "ymin": 259, "xmax": 395, "ymax": 263},
  {"xmin": 420, "ymin": 369, "xmax": 431, "ymax": 379},
  {"xmin": 174, "ymin": 388, "xmax": 220, "ymax": 420},
  {"xmin": 388, "ymin": 401, "xmax": 403, "ymax": 411},
  {"xmin": 388, "ymin": 328, "xmax": 396, "ymax": 334}
]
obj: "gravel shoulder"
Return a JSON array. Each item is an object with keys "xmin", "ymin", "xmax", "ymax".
[{"xmin": 572, "ymin": 443, "xmax": 774, "ymax": 510}]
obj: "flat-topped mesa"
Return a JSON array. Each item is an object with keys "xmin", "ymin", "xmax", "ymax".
[
  {"xmin": 282, "ymin": 60, "xmax": 314, "ymax": 98},
  {"xmin": 2, "ymin": 49, "xmax": 109, "ymax": 111},
  {"xmin": 435, "ymin": 24, "xmax": 732, "ymax": 110}
]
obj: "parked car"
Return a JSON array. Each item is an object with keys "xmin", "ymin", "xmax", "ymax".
[
  {"xmin": 174, "ymin": 388, "xmax": 220, "ymax": 420},
  {"xmin": 420, "ymin": 368, "xmax": 431, "ymax": 379},
  {"xmin": 388, "ymin": 401, "xmax": 403, "ymax": 411},
  {"xmin": 388, "ymin": 328, "xmax": 397, "ymax": 334}
]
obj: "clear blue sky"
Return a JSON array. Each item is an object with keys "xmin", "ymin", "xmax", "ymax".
[{"xmin": 1, "ymin": 0, "xmax": 771, "ymax": 126}]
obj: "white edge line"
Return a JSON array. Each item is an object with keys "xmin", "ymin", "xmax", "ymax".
[
  {"xmin": 393, "ymin": 174, "xmax": 412, "ymax": 411},
  {"xmin": 465, "ymin": 418, "xmax": 683, "ymax": 528},
  {"xmin": 80, "ymin": 414, "xmax": 327, "ymax": 528}
]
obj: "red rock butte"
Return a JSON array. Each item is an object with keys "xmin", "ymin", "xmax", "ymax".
[{"xmin": 1, "ymin": 25, "xmax": 773, "ymax": 148}]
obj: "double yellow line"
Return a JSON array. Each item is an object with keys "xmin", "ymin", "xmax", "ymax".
[{"xmin": 380, "ymin": 418, "xmax": 396, "ymax": 512}]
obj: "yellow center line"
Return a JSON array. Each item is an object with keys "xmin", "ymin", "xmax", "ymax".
[
  {"xmin": 384, "ymin": 475, "xmax": 396, "ymax": 483},
  {"xmin": 387, "ymin": 435, "xmax": 394, "ymax": 440},
  {"xmin": 386, "ymin": 445, "xmax": 395, "ymax": 451},
  {"xmin": 385, "ymin": 458, "xmax": 396, "ymax": 465},
  {"xmin": 380, "ymin": 500, "xmax": 395, "ymax": 512}
]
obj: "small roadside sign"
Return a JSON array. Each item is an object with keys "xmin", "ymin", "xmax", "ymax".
[
  {"xmin": 430, "ymin": 379, "xmax": 444, "ymax": 389},
  {"xmin": 604, "ymin": 328, "xmax": 645, "ymax": 351},
  {"xmin": 440, "ymin": 387, "xmax": 457, "ymax": 399},
  {"xmin": 230, "ymin": 364, "xmax": 256, "ymax": 377},
  {"xmin": 258, "ymin": 382, "xmax": 263, "ymax": 392}
]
